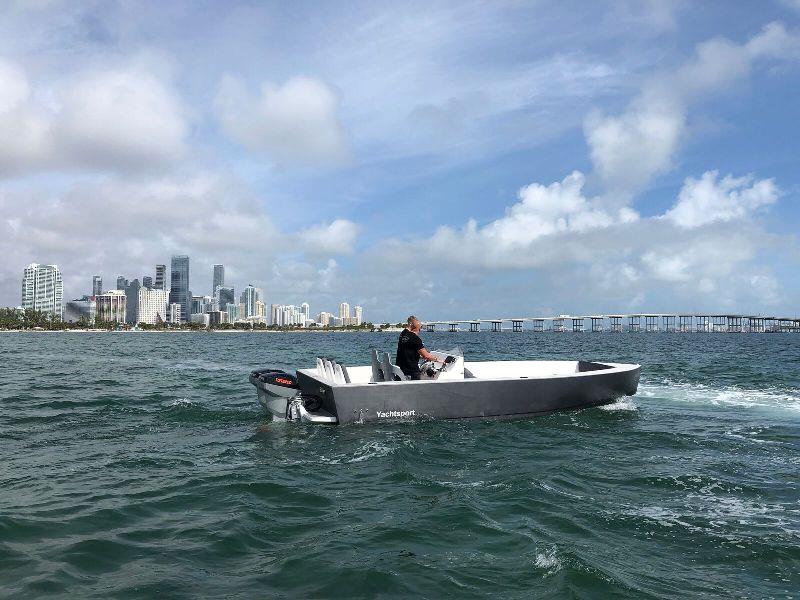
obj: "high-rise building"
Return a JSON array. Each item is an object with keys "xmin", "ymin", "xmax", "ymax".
[
  {"xmin": 354, "ymin": 305, "xmax": 363, "ymax": 325},
  {"xmin": 92, "ymin": 275, "xmax": 103, "ymax": 296},
  {"xmin": 212, "ymin": 265, "xmax": 225, "ymax": 295},
  {"xmin": 154, "ymin": 264, "xmax": 166, "ymax": 290},
  {"xmin": 317, "ymin": 311, "xmax": 331, "ymax": 327},
  {"xmin": 216, "ymin": 286, "xmax": 235, "ymax": 311},
  {"xmin": 255, "ymin": 300, "xmax": 266, "ymax": 318},
  {"xmin": 339, "ymin": 302, "xmax": 350, "ymax": 320},
  {"xmin": 226, "ymin": 303, "xmax": 240, "ymax": 323},
  {"xmin": 21, "ymin": 263, "xmax": 64, "ymax": 319},
  {"xmin": 123, "ymin": 279, "xmax": 141, "ymax": 325},
  {"xmin": 142, "ymin": 276, "xmax": 153, "ymax": 289},
  {"xmin": 116, "ymin": 275, "xmax": 128, "ymax": 290},
  {"xmin": 168, "ymin": 303, "xmax": 182, "ymax": 324},
  {"xmin": 169, "ymin": 255, "xmax": 190, "ymax": 323},
  {"xmin": 137, "ymin": 288, "xmax": 168, "ymax": 325},
  {"xmin": 65, "ymin": 297, "xmax": 96, "ymax": 324},
  {"xmin": 301, "ymin": 302, "xmax": 310, "ymax": 320},
  {"xmin": 191, "ymin": 295, "xmax": 213, "ymax": 315},
  {"xmin": 241, "ymin": 284, "xmax": 257, "ymax": 317},
  {"xmin": 96, "ymin": 290, "xmax": 126, "ymax": 323}
]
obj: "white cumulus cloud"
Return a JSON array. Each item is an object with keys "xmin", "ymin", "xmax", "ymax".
[
  {"xmin": 585, "ymin": 22, "xmax": 800, "ymax": 193},
  {"xmin": 663, "ymin": 170, "xmax": 779, "ymax": 228},
  {"xmin": 0, "ymin": 59, "xmax": 187, "ymax": 177},
  {"xmin": 421, "ymin": 171, "xmax": 638, "ymax": 268},
  {"xmin": 216, "ymin": 75, "xmax": 349, "ymax": 167},
  {"xmin": 296, "ymin": 219, "xmax": 359, "ymax": 256}
]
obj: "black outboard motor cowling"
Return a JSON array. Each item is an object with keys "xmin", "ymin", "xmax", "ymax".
[{"xmin": 257, "ymin": 369, "xmax": 298, "ymax": 390}]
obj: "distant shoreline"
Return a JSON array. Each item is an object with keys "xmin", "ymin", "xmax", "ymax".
[{"xmin": 0, "ymin": 328, "xmax": 404, "ymax": 334}]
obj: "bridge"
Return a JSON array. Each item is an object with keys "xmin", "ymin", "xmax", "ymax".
[{"xmin": 421, "ymin": 314, "xmax": 800, "ymax": 333}]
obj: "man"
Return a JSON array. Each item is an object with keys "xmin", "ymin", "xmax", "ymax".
[{"xmin": 396, "ymin": 316, "xmax": 444, "ymax": 380}]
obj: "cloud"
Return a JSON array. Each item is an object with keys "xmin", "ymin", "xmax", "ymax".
[
  {"xmin": 416, "ymin": 171, "xmax": 638, "ymax": 269},
  {"xmin": 296, "ymin": 219, "xmax": 359, "ymax": 256},
  {"xmin": 663, "ymin": 170, "xmax": 779, "ymax": 228},
  {"xmin": 0, "ymin": 58, "xmax": 187, "ymax": 177},
  {"xmin": 215, "ymin": 75, "xmax": 349, "ymax": 167},
  {"xmin": 356, "ymin": 166, "xmax": 786, "ymax": 315},
  {"xmin": 52, "ymin": 67, "xmax": 188, "ymax": 170},
  {"xmin": 585, "ymin": 22, "xmax": 800, "ymax": 193},
  {"xmin": 0, "ymin": 173, "xmax": 353, "ymax": 304}
]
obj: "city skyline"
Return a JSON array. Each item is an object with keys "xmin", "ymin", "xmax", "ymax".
[
  {"xmin": 0, "ymin": 3, "xmax": 798, "ymax": 320},
  {"xmin": 15, "ymin": 257, "xmax": 365, "ymax": 327}
]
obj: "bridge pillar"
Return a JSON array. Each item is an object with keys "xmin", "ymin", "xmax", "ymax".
[
  {"xmin": 645, "ymin": 316, "xmax": 658, "ymax": 332},
  {"xmin": 469, "ymin": 322, "xmax": 480, "ymax": 332},
  {"xmin": 591, "ymin": 317, "xmax": 603, "ymax": 332},
  {"xmin": 572, "ymin": 318, "xmax": 584, "ymax": 332},
  {"xmin": 662, "ymin": 315, "xmax": 675, "ymax": 333},
  {"xmin": 426, "ymin": 323, "xmax": 435, "ymax": 332},
  {"xmin": 512, "ymin": 320, "xmax": 523, "ymax": 332},
  {"xmin": 696, "ymin": 316, "xmax": 709, "ymax": 332},
  {"xmin": 491, "ymin": 321, "xmax": 502, "ymax": 332},
  {"xmin": 533, "ymin": 319, "xmax": 544, "ymax": 332},
  {"xmin": 553, "ymin": 318, "xmax": 564, "ymax": 333},
  {"xmin": 628, "ymin": 316, "xmax": 640, "ymax": 332},
  {"xmin": 449, "ymin": 323, "xmax": 457, "ymax": 332},
  {"xmin": 610, "ymin": 316, "xmax": 622, "ymax": 332},
  {"xmin": 727, "ymin": 316, "xmax": 742, "ymax": 333}
]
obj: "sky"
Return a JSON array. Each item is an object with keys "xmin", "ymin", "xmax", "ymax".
[{"xmin": 1, "ymin": 0, "xmax": 799, "ymax": 322}]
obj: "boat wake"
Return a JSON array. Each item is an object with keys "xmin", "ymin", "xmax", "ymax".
[{"xmin": 638, "ymin": 379, "xmax": 800, "ymax": 413}]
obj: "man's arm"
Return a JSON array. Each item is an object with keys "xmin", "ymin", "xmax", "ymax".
[{"xmin": 418, "ymin": 347, "xmax": 444, "ymax": 363}]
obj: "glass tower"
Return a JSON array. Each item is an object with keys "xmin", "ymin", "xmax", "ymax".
[
  {"xmin": 212, "ymin": 265, "xmax": 225, "ymax": 295},
  {"xmin": 169, "ymin": 255, "xmax": 190, "ymax": 323},
  {"xmin": 154, "ymin": 265, "xmax": 166, "ymax": 290}
]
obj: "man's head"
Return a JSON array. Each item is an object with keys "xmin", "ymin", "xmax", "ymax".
[{"xmin": 407, "ymin": 315, "xmax": 421, "ymax": 332}]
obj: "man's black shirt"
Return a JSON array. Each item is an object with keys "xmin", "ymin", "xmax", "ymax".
[{"xmin": 396, "ymin": 329, "xmax": 424, "ymax": 376}]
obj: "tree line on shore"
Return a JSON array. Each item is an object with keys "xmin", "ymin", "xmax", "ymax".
[{"xmin": 0, "ymin": 308, "xmax": 395, "ymax": 331}]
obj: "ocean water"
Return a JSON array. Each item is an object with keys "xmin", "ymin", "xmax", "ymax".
[{"xmin": 1, "ymin": 331, "xmax": 799, "ymax": 599}]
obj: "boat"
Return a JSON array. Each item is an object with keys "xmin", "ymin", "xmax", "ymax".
[{"xmin": 249, "ymin": 349, "xmax": 640, "ymax": 425}]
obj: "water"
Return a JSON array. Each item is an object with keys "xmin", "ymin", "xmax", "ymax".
[{"xmin": 1, "ymin": 331, "xmax": 799, "ymax": 598}]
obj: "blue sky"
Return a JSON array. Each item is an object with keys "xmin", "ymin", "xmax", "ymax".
[{"xmin": 0, "ymin": 0, "xmax": 798, "ymax": 321}]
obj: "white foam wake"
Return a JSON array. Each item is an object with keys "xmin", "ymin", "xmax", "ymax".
[{"xmin": 638, "ymin": 380, "xmax": 800, "ymax": 413}]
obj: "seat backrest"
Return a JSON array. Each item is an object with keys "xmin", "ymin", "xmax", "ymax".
[
  {"xmin": 381, "ymin": 352, "xmax": 407, "ymax": 381},
  {"xmin": 333, "ymin": 362, "xmax": 346, "ymax": 384},
  {"xmin": 323, "ymin": 358, "xmax": 335, "ymax": 382},
  {"xmin": 371, "ymin": 349, "xmax": 384, "ymax": 382}
]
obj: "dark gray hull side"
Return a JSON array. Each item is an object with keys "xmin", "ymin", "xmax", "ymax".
[{"xmin": 297, "ymin": 366, "xmax": 640, "ymax": 425}]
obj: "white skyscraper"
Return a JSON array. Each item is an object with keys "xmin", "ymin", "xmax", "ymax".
[
  {"xmin": 168, "ymin": 303, "xmax": 182, "ymax": 324},
  {"xmin": 137, "ymin": 288, "xmax": 169, "ymax": 325},
  {"xmin": 339, "ymin": 302, "xmax": 350, "ymax": 320},
  {"xmin": 21, "ymin": 263, "xmax": 64, "ymax": 319},
  {"xmin": 354, "ymin": 305, "xmax": 363, "ymax": 325},
  {"xmin": 301, "ymin": 302, "xmax": 310, "ymax": 320},
  {"xmin": 242, "ymin": 284, "xmax": 257, "ymax": 317},
  {"xmin": 96, "ymin": 290, "xmax": 126, "ymax": 323}
]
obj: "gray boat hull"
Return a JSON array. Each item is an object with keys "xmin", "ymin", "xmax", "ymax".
[{"xmin": 292, "ymin": 361, "xmax": 640, "ymax": 425}]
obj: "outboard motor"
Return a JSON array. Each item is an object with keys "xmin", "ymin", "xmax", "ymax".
[{"xmin": 249, "ymin": 368, "xmax": 300, "ymax": 420}]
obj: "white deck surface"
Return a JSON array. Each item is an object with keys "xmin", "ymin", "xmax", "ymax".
[{"xmin": 301, "ymin": 360, "xmax": 638, "ymax": 386}]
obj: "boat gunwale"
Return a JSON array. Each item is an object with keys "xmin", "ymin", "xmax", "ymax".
[{"xmin": 297, "ymin": 361, "xmax": 641, "ymax": 388}]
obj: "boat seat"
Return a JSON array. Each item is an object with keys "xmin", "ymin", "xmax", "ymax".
[
  {"xmin": 371, "ymin": 349, "xmax": 406, "ymax": 382},
  {"xmin": 317, "ymin": 357, "xmax": 351, "ymax": 384},
  {"xmin": 371, "ymin": 349, "xmax": 384, "ymax": 382},
  {"xmin": 381, "ymin": 351, "xmax": 406, "ymax": 381}
]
